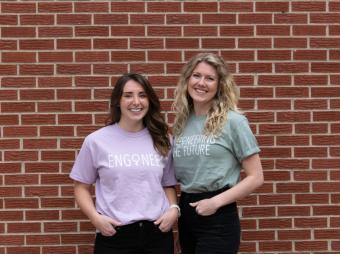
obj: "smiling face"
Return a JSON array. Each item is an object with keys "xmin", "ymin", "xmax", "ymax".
[
  {"xmin": 187, "ymin": 61, "xmax": 218, "ymax": 115},
  {"xmin": 119, "ymin": 79, "xmax": 149, "ymax": 131}
]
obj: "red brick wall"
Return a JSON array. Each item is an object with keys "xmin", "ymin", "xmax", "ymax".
[{"xmin": 1, "ymin": 1, "xmax": 340, "ymax": 253}]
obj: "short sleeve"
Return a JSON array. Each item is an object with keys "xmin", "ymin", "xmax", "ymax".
[
  {"xmin": 161, "ymin": 150, "xmax": 177, "ymax": 187},
  {"xmin": 69, "ymin": 137, "xmax": 97, "ymax": 184},
  {"xmin": 230, "ymin": 118, "xmax": 260, "ymax": 162}
]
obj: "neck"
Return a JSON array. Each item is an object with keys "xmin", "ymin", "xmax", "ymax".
[
  {"xmin": 193, "ymin": 103, "xmax": 210, "ymax": 116},
  {"xmin": 118, "ymin": 120, "xmax": 144, "ymax": 132}
]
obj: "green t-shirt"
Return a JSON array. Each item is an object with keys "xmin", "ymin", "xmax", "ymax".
[{"xmin": 173, "ymin": 111, "xmax": 260, "ymax": 193}]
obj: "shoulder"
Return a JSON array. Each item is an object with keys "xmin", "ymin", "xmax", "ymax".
[
  {"xmin": 226, "ymin": 110, "xmax": 248, "ymax": 127},
  {"xmin": 84, "ymin": 125, "xmax": 112, "ymax": 143}
]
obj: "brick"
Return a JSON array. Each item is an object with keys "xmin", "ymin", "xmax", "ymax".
[
  {"xmin": 38, "ymin": 77, "xmax": 72, "ymax": 87},
  {"xmin": 184, "ymin": 26, "xmax": 217, "ymax": 36},
  {"xmin": 57, "ymin": 39, "xmax": 91, "ymax": 49},
  {"xmin": 38, "ymin": 27, "xmax": 73, "ymax": 37},
  {"xmin": 7, "ymin": 247, "xmax": 40, "ymax": 254},
  {"xmin": 26, "ymin": 210, "xmax": 59, "ymax": 220},
  {"xmin": 184, "ymin": 2, "xmax": 217, "ymax": 12},
  {"xmin": 0, "ymin": 235, "xmax": 24, "ymax": 245},
  {"xmin": 20, "ymin": 40, "xmax": 54, "ymax": 50},
  {"xmin": 26, "ymin": 235, "xmax": 60, "ymax": 245},
  {"xmin": 75, "ymin": 26, "xmax": 109, "ymax": 37},
  {"xmin": 38, "ymin": 2, "xmax": 72, "ymax": 13},
  {"xmin": 3, "ymin": 127, "xmax": 37, "ymax": 137},
  {"xmin": 131, "ymin": 14, "xmax": 164, "ymax": 24},
  {"xmin": 275, "ymin": 14, "xmax": 308, "ymax": 24},
  {"xmin": 313, "ymin": 159, "xmax": 340, "ymax": 169},
  {"xmin": 0, "ymin": 65, "xmax": 17, "ymax": 75},
  {"xmin": 240, "ymin": 63, "xmax": 272, "ymax": 73},
  {"xmin": 220, "ymin": 26, "xmax": 254, "ymax": 36},
  {"xmin": 58, "ymin": 114, "xmax": 92, "ymax": 124},
  {"xmin": 239, "ymin": 14, "xmax": 272, "ymax": 24},
  {"xmin": 20, "ymin": 89, "xmax": 55, "ymax": 100},
  {"xmin": 111, "ymin": 2, "xmax": 145, "ymax": 12},
  {"xmin": 57, "ymin": 14, "xmax": 91, "ymax": 25},
  {"xmin": 259, "ymin": 241, "xmax": 293, "ymax": 251},
  {"xmin": 295, "ymin": 241, "xmax": 328, "ymax": 251},
  {"xmin": 0, "ymin": 90, "xmax": 17, "ymax": 100},
  {"xmin": 259, "ymin": 194, "xmax": 292, "ymax": 205},
  {"xmin": 258, "ymin": 50, "xmax": 291, "ymax": 60},
  {"xmin": 1, "ymin": 3, "xmax": 36, "ymax": 13},
  {"xmin": 111, "ymin": 51, "xmax": 145, "ymax": 62},
  {"xmin": 20, "ymin": 15, "xmax": 54, "ymax": 25},
  {"xmin": 0, "ymin": 187, "xmax": 22, "ymax": 197},
  {"xmin": 0, "ymin": 139, "xmax": 20, "ymax": 149},
  {"xmin": 40, "ymin": 126, "xmax": 74, "ymax": 136},
  {"xmin": 256, "ymin": 2, "xmax": 289, "ymax": 12},
  {"xmin": 93, "ymin": 64, "xmax": 127, "ymax": 75},
  {"xmin": 41, "ymin": 198, "xmax": 75, "ymax": 208},
  {"xmin": 278, "ymin": 230, "xmax": 311, "ymax": 240},
  {"xmin": 202, "ymin": 38, "xmax": 235, "ymax": 49},
  {"xmin": 258, "ymin": 75, "xmax": 291, "ymax": 85},
  {"xmin": 39, "ymin": 52, "xmax": 73, "ymax": 62},
  {"xmin": 310, "ymin": 13, "xmax": 340, "ymax": 23},
  {"xmin": 257, "ymin": 25, "xmax": 290, "ymax": 35},
  {"xmin": 239, "ymin": 38, "xmax": 272, "ymax": 48},
  {"xmin": 2, "ymin": 52, "xmax": 36, "ymax": 63},
  {"xmin": 75, "ymin": 51, "xmax": 109, "ymax": 62},
  {"xmin": 293, "ymin": 25, "xmax": 326, "ymax": 36},
  {"xmin": 277, "ymin": 183, "xmax": 310, "ymax": 193},
  {"xmin": 44, "ymin": 222, "xmax": 77, "ymax": 232},
  {"xmin": 25, "ymin": 162, "xmax": 59, "ymax": 173},
  {"xmin": 23, "ymin": 139, "xmax": 57, "ymax": 149},
  {"xmin": 203, "ymin": 14, "xmax": 236, "ymax": 24},
  {"xmin": 74, "ymin": 2, "xmax": 109, "ymax": 12},
  {"xmin": 166, "ymin": 38, "xmax": 199, "ymax": 49},
  {"xmin": 258, "ymin": 99, "xmax": 291, "ymax": 110},
  {"xmin": 57, "ymin": 64, "xmax": 91, "ymax": 75},
  {"xmin": 276, "ymin": 135, "xmax": 309, "ymax": 146},
  {"xmin": 42, "ymin": 246, "xmax": 76, "ymax": 254},
  {"xmin": 147, "ymin": 2, "xmax": 180, "ymax": 12},
  {"xmin": 220, "ymin": 2, "xmax": 253, "ymax": 12},
  {"xmin": 94, "ymin": 14, "xmax": 128, "ymax": 24},
  {"xmin": 167, "ymin": 14, "xmax": 200, "ymax": 24},
  {"xmin": 294, "ymin": 50, "xmax": 327, "ymax": 60},
  {"xmin": 276, "ymin": 87, "xmax": 309, "ymax": 97},
  {"xmin": 20, "ymin": 65, "xmax": 54, "ymax": 75},
  {"xmin": 242, "ymin": 230, "xmax": 275, "ymax": 241},
  {"xmin": 7, "ymin": 223, "xmax": 41, "ymax": 233}
]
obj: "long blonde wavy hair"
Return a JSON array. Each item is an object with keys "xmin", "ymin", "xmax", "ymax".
[{"xmin": 172, "ymin": 52, "xmax": 240, "ymax": 137}]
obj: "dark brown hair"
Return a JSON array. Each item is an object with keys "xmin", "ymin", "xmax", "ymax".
[{"xmin": 106, "ymin": 73, "xmax": 171, "ymax": 156}]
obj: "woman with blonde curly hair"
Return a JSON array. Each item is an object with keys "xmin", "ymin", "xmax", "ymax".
[{"xmin": 172, "ymin": 53, "xmax": 264, "ymax": 254}]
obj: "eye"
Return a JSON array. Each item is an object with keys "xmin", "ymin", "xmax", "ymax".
[
  {"xmin": 139, "ymin": 93, "xmax": 147, "ymax": 98},
  {"xmin": 192, "ymin": 73, "xmax": 201, "ymax": 78},
  {"xmin": 207, "ymin": 77, "xmax": 215, "ymax": 81}
]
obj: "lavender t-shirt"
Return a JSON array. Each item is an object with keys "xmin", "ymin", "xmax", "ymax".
[{"xmin": 70, "ymin": 124, "xmax": 176, "ymax": 225}]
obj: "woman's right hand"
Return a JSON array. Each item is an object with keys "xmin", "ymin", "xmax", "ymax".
[{"xmin": 91, "ymin": 214, "xmax": 122, "ymax": 236}]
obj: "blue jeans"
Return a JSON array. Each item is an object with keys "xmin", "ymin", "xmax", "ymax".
[
  {"xmin": 94, "ymin": 220, "xmax": 173, "ymax": 254},
  {"xmin": 178, "ymin": 187, "xmax": 240, "ymax": 254}
]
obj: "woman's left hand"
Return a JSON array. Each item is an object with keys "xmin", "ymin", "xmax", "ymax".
[
  {"xmin": 154, "ymin": 208, "xmax": 178, "ymax": 232},
  {"xmin": 190, "ymin": 198, "xmax": 219, "ymax": 216}
]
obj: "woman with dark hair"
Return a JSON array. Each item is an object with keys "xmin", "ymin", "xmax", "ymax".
[{"xmin": 70, "ymin": 73, "xmax": 179, "ymax": 254}]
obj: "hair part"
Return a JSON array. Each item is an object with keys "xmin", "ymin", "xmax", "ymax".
[
  {"xmin": 106, "ymin": 73, "xmax": 171, "ymax": 156},
  {"xmin": 172, "ymin": 52, "xmax": 240, "ymax": 137}
]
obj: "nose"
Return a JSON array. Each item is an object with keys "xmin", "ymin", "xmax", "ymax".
[
  {"xmin": 198, "ymin": 76, "xmax": 205, "ymax": 85},
  {"xmin": 132, "ymin": 95, "xmax": 140, "ymax": 104}
]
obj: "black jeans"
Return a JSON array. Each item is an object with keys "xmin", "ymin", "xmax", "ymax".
[
  {"xmin": 94, "ymin": 220, "xmax": 174, "ymax": 254},
  {"xmin": 178, "ymin": 187, "xmax": 241, "ymax": 254}
]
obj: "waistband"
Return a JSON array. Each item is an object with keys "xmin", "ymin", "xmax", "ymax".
[
  {"xmin": 115, "ymin": 220, "xmax": 155, "ymax": 232},
  {"xmin": 180, "ymin": 185, "xmax": 230, "ymax": 200}
]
